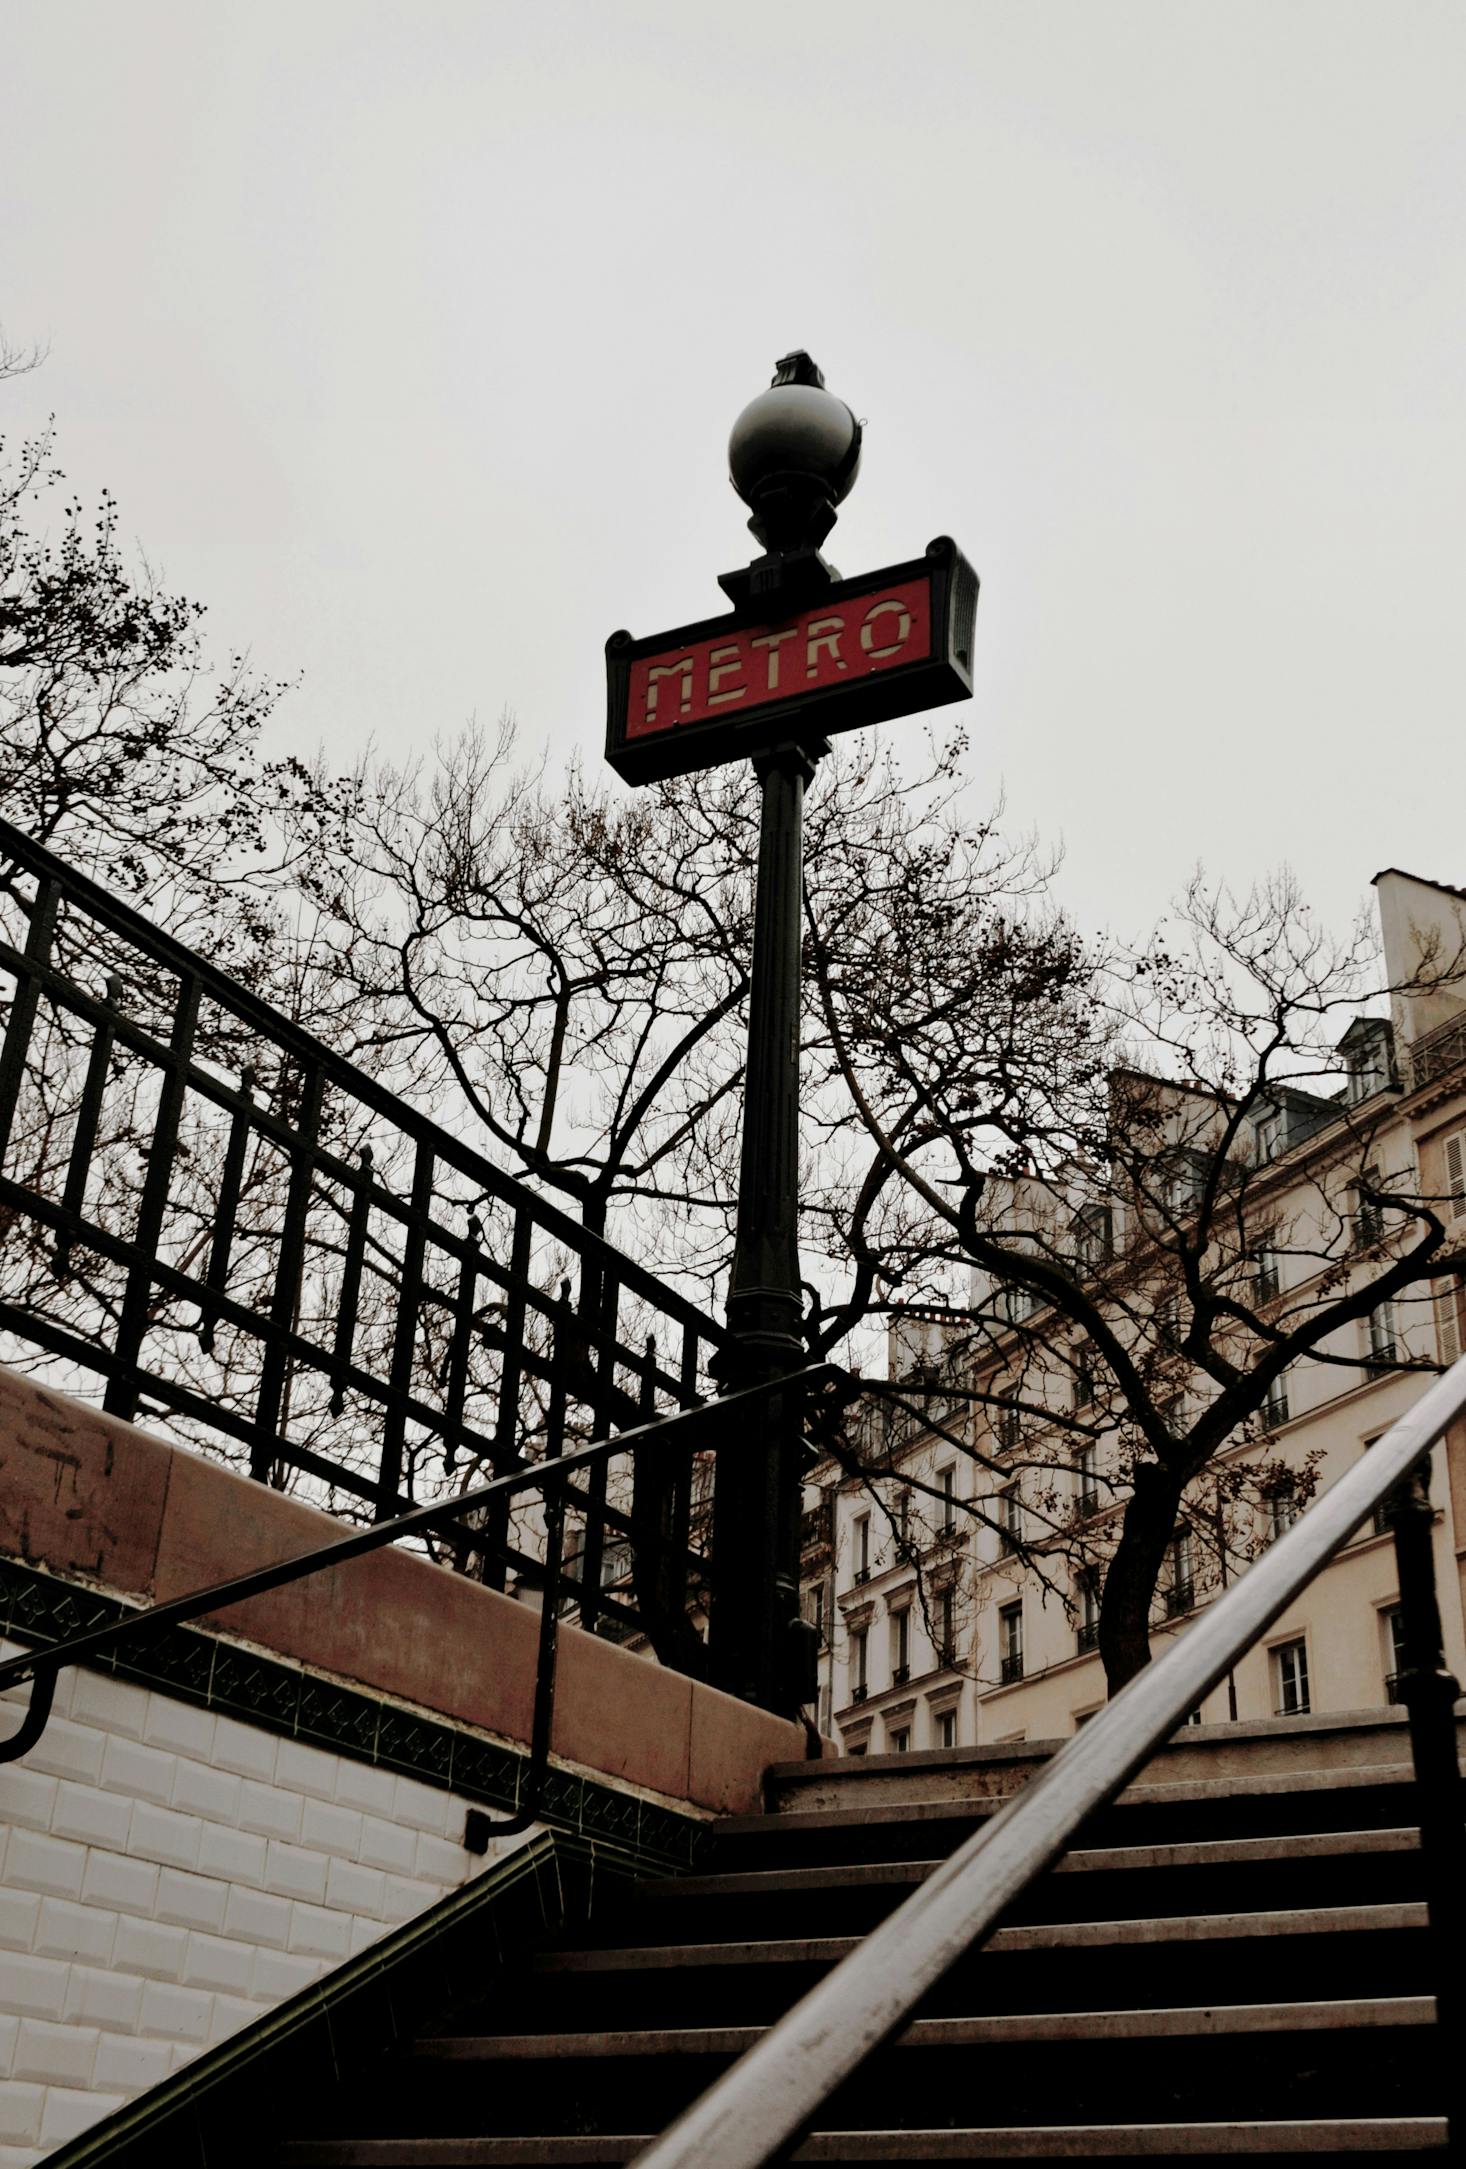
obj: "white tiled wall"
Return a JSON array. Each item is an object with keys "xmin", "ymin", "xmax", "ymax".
[{"xmin": 0, "ymin": 1643, "xmax": 534, "ymax": 2167}]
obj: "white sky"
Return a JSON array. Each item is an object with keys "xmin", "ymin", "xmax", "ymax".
[{"xmin": 2, "ymin": 0, "xmax": 1462, "ymax": 947}]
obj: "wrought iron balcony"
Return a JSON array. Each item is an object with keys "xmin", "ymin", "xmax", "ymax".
[
  {"xmin": 1076, "ymin": 1619, "xmax": 1100, "ymax": 1653},
  {"xmin": 999, "ymin": 1651, "xmax": 1024, "ymax": 1685}
]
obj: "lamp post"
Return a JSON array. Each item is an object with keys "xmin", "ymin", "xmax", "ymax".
[
  {"xmin": 709, "ymin": 354, "xmax": 862, "ymax": 1712},
  {"xmin": 602, "ymin": 354, "xmax": 976, "ymax": 1716}
]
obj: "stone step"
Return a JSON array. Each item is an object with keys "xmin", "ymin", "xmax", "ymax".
[
  {"xmin": 409, "ymin": 1995, "xmax": 1436, "ymax": 2061},
  {"xmin": 277, "ymin": 2116, "xmax": 1450, "ymax": 2162},
  {"xmin": 764, "ymin": 1710, "xmax": 1465, "ymax": 1820},
  {"xmin": 637, "ymin": 1827, "xmax": 1420, "ymax": 1903},
  {"xmin": 736, "ymin": 1760, "xmax": 1422, "ymax": 1836},
  {"xmin": 528, "ymin": 1901, "xmax": 1427, "ymax": 1975}
]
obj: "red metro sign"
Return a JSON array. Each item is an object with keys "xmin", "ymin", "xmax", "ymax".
[{"xmin": 604, "ymin": 537, "xmax": 978, "ymax": 786}]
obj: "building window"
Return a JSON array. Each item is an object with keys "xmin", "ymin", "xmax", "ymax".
[
  {"xmin": 853, "ymin": 1513, "xmax": 871, "ymax": 1584},
  {"xmin": 1353, "ymin": 1168, "xmax": 1384, "ymax": 1249},
  {"xmin": 1441, "ymin": 1130, "xmax": 1466, "ymax": 1220},
  {"xmin": 1076, "ymin": 1566, "xmax": 1101, "ymax": 1653},
  {"xmin": 894, "ymin": 1487, "xmax": 912, "ymax": 1552},
  {"xmin": 1274, "ymin": 1637, "xmax": 1310, "ymax": 1715},
  {"xmin": 890, "ymin": 1605, "xmax": 911, "ymax": 1685},
  {"xmin": 934, "ymin": 1707, "xmax": 957, "ymax": 1750},
  {"xmin": 1164, "ymin": 1528, "xmax": 1195, "ymax": 1617},
  {"xmin": 850, "ymin": 1624, "xmax": 868, "ymax": 1703},
  {"xmin": 937, "ymin": 1585, "xmax": 957, "ymax": 1667},
  {"xmin": 888, "ymin": 1725, "xmax": 910, "ymax": 1754},
  {"xmin": 802, "ymin": 1582, "xmax": 827, "ymax": 1646},
  {"xmin": 937, "ymin": 1464, "xmax": 957, "ymax": 1534},
  {"xmin": 1254, "ymin": 1248, "xmax": 1281, "ymax": 1303},
  {"xmin": 1384, "ymin": 1606, "xmax": 1407, "ymax": 1704},
  {"xmin": 1074, "ymin": 1442, "xmax": 1099, "ymax": 1521},
  {"xmin": 1268, "ymin": 1478, "xmax": 1300, "ymax": 1543},
  {"xmin": 994, "ymin": 1397, "xmax": 1021, "ymax": 1451},
  {"xmin": 998, "ymin": 1484, "xmax": 1022, "ymax": 1557},
  {"xmin": 1255, "ymin": 1112, "xmax": 1282, "ymax": 1165},
  {"xmin": 1263, "ymin": 1371, "xmax": 1290, "ymax": 1429},
  {"xmin": 1073, "ymin": 1358, "xmax": 1095, "ymax": 1410},
  {"xmin": 999, "ymin": 1602, "xmax": 1024, "ymax": 1684},
  {"xmin": 598, "ymin": 1538, "xmax": 633, "ymax": 1590},
  {"xmin": 1345, "ymin": 1027, "xmax": 1393, "ymax": 1105},
  {"xmin": 1367, "ymin": 1301, "xmax": 1398, "ymax": 1364},
  {"xmin": 1072, "ymin": 1203, "xmax": 1112, "ymax": 1271},
  {"xmin": 1435, "ymin": 1278, "xmax": 1465, "ymax": 1366}
]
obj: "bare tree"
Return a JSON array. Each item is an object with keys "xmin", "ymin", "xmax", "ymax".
[{"xmin": 810, "ymin": 867, "xmax": 1466, "ymax": 1691}]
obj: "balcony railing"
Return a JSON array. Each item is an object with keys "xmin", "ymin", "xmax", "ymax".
[
  {"xmin": 999, "ymin": 1651, "xmax": 1024, "ymax": 1685},
  {"xmin": 1163, "ymin": 1580, "xmax": 1195, "ymax": 1618},
  {"xmin": 1410, "ymin": 1014, "xmax": 1466, "ymax": 1092},
  {"xmin": 1076, "ymin": 1619, "xmax": 1100, "ymax": 1654}
]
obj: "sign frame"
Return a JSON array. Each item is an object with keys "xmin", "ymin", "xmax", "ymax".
[{"xmin": 604, "ymin": 535, "xmax": 978, "ymax": 787}]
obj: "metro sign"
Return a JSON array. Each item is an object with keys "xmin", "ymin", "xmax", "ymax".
[{"xmin": 605, "ymin": 536, "xmax": 978, "ymax": 786}]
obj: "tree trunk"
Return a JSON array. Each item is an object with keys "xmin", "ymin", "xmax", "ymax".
[{"xmin": 1099, "ymin": 1460, "xmax": 1182, "ymax": 1695}]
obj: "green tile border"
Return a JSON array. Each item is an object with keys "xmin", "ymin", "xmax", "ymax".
[
  {"xmin": 0, "ymin": 1556, "xmax": 710, "ymax": 1873},
  {"xmin": 38, "ymin": 1826, "xmax": 650, "ymax": 2169}
]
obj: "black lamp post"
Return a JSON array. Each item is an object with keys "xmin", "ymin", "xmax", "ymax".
[
  {"xmin": 602, "ymin": 353, "xmax": 975, "ymax": 1716},
  {"xmin": 708, "ymin": 353, "xmax": 862, "ymax": 1714}
]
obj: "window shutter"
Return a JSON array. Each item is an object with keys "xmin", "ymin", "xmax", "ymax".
[
  {"xmin": 1437, "ymin": 1279, "xmax": 1465, "ymax": 1366},
  {"xmin": 1445, "ymin": 1131, "xmax": 1466, "ymax": 1219}
]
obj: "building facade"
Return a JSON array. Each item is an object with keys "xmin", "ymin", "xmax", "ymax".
[{"xmin": 803, "ymin": 869, "xmax": 1466, "ymax": 1753}]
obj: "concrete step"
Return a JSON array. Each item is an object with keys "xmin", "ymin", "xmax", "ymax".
[
  {"xmin": 764, "ymin": 1709, "xmax": 1465, "ymax": 1822},
  {"xmin": 638, "ymin": 1827, "xmax": 1419, "ymax": 1901},
  {"xmin": 277, "ymin": 2118, "xmax": 1450, "ymax": 2161},
  {"xmin": 409, "ymin": 1995, "xmax": 1437, "ymax": 2061},
  {"xmin": 529, "ymin": 1901, "xmax": 1427, "ymax": 1974},
  {"xmin": 710, "ymin": 1769, "xmax": 1427, "ymax": 1869}
]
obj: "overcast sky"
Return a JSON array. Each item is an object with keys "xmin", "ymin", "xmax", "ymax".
[{"xmin": 2, "ymin": 1, "xmax": 1462, "ymax": 948}]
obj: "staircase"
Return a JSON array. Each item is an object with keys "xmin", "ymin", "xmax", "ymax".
[{"xmin": 270, "ymin": 1730, "xmax": 1452, "ymax": 2165}]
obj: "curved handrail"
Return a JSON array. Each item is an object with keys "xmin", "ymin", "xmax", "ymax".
[{"xmin": 632, "ymin": 1355, "xmax": 1466, "ymax": 2169}]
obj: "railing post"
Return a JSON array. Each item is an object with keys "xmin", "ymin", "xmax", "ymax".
[
  {"xmin": 1385, "ymin": 1457, "xmax": 1464, "ymax": 2146},
  {"xmin": 105, "ymin": 970, "xmax": 201, "ymax": 1424}
]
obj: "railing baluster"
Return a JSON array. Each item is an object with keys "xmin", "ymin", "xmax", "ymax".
[
  {"xmin": 328, "ymin": 1145, "xmax": 374, "ymax": 1413},
  {"xmin": 576, "ymin": 1270, "xmax": 619, "ymax": 1634},
  {"xmin": 0, "ymin": 873, "xmax": 60, "ymax": 1171},
  {"xmin": 55, "ymin": 974, "xmax": 124, "ymax": 1279},
  {"xmin": 441, "ymin": 1208, "xmax": 480, "ymax": 1470},
  {"xmin": 200, "ymin": 1063, "xmax": 256, "ymax": 1353},
  {"xmin": 104, "ymin": 969, "xmax": 201, "ymax": 1425},
  {"xmin": 479, "ymin": 1206, "xmax": 535, "ymax": 1591},
  {"xmin": 375, "ymin": 1139, "xmax": 434, "ymax": 1516},
  {"xmin": 251, "ymin": 1059, "xmax": 324, "ymax": 1482}
]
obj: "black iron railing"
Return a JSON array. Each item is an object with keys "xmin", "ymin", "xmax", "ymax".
[{"xmin": 0, "ymin": 817, "xmax": 738, "ymax": 1657}]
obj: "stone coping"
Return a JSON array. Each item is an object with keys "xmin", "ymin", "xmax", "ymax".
[{"xmin": 0, "ymin": 1364, "xmax": 809, "ymax": 1820}]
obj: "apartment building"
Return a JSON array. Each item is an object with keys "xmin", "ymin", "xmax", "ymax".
[{"xmin": 803, "ymin": 868, "xmax": 1466, "ymax": 1753}]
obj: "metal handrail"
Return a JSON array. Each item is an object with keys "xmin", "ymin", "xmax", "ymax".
[
  {"xmin": 633, "ymin": 1355, "xmax": 1466, "ymax": 2169},
  {"xmin": 0, "ymin": 1365, "xmax": 840, "ymax": 1833}
]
